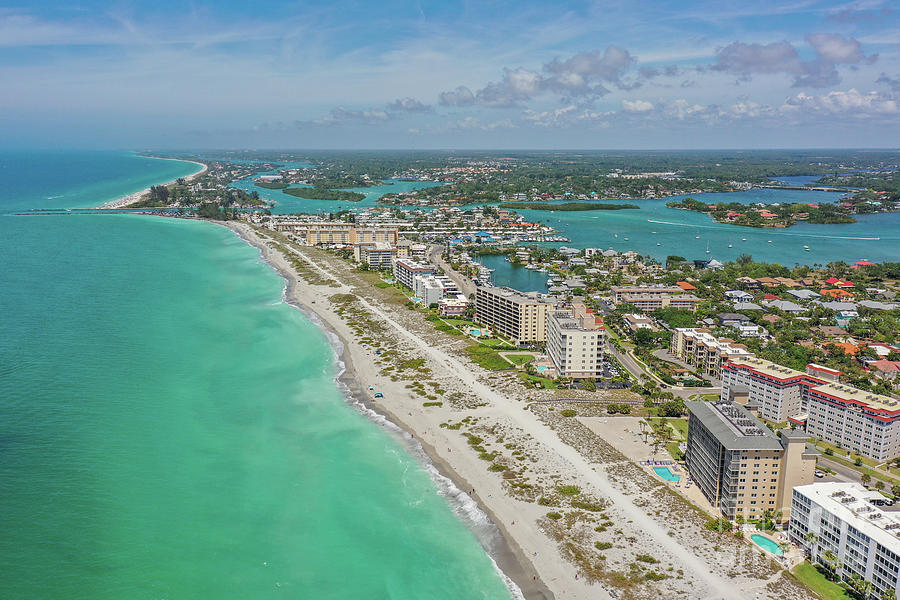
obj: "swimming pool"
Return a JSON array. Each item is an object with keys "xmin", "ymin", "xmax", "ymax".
[
  {"xmin": 653, "ymin": 466, "xmax": 680, "ymax": 482},
  {"xmin": 751, "ymin": 534, "xmax": 784, "ymax": 555},
  {"xmin": 535, "ymin": 365, "xmax": 548, "ymax": 372},
  {"xmin": 469, "ymin": 329, "xmax": 483, "ymax": 336}
]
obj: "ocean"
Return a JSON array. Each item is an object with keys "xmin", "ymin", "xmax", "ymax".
[{"xmin": 0, "ymin": 152, "xmax": 514, "ymax": 599}]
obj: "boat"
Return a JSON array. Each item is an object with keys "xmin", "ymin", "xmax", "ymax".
[
  {"xmin": 614, "ymin": 233, "xmax": 618, "ymax": 238},
  {"xmin": 624, "ymin": 237, "xmax": 629, "ymax": 241},
  {"xmin": 656, "ymin": 242, "xmax": 661, "ymax": 246},
  {"xmin": 728, "ymin": 243, "xmax": 733, "ymax": 248},
  {"xmin": 705, "ymin": 241, "xmax": 710, "ymax": 254},
  {"xmin": 767, "ymin": 240, "xmax": 773, "ymax": 243}
]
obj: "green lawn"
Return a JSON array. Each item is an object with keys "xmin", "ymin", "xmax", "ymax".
[
  {"xmin": 648, "ymin": 417, "xmax": 689, "ymax": 441},
  {"xmin": 504, "ymin": 353, "xmax": 535, "ymax": 366},
  {"xmin": 790, "ymin": 562, "xmax": 851, "ymax": 600},
  {"xmin": 465, "ymin": 345, "xmax": 510, "ymax": 370},
  {"xmin": 519, "ymin": 373, "xmax": 559, "ymax": 389},
  {"xmin": 478, "ymin": 337, "xmax": 517, "ymax": 350}
]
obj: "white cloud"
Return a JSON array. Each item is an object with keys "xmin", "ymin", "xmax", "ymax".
[
  {"xmin": 782, "ymin": 89, "xmax": 898, "ymax": 116},
  {"xmin": 622, "ymin": 99, "xmax": 654, "ymax": 113}
]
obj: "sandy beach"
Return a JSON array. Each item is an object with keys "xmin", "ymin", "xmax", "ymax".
[
  {"xmin": 221, "ymin": 221, "xmax": 814, "ymax": 600},
  {"xmin": 98, "ymin": 157, "xmax": 208, "ymax": 209}
]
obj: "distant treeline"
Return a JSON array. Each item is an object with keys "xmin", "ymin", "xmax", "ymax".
[
  {"xmin": 498, "ymin": 202, "xmax": 639, "ymax": 211},
  {"xmin": 283, "ymin": 187, "xmax": 366, "ymax": 202}
]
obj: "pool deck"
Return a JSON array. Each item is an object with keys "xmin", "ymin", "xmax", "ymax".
[{"xmin": 579, "ymin": 416, "xmax": 718, "ymax": 515}]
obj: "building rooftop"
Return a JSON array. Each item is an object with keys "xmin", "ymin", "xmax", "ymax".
[
  {"xmin": 795, "ymin": 483, "xmax": 900, "ymax": 553},
  {"xmin": 809, "ymin": 382, "xmax": 900, "ymax": 412},
  {"xmin": 724, "ymin": 355, "xmax": 812, "ymax": 382},
  {"xmin": 687, "ymin": 401, "xmax": 784, "ymax": 450},
  {"xmin": 478, "ymin": 286, "xmax": 553, "ymax": 305}
]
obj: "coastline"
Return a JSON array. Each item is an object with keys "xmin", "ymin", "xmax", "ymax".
[
  {"xmin": 225, "ymin": 221, "xmax": 547, "ymax": 600},
  {"xmin": 97, "ymin": 156, "xmax": 208, "ymax": 209}
]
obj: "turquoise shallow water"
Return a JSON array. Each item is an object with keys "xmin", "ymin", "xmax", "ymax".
[{"xmin": 0, "ymin": 152, "xmax": 513, "ymax": 599}]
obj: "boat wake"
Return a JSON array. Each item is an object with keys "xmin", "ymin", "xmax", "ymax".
[{"xmin": 645, "ymin": 219, "xmax": 881, "ymax": 241}]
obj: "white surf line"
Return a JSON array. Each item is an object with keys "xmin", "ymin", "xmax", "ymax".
[
  {"xmin": 646, "ymin": 219, "xmax": 883, "ymax": 241},
  {"xmin": 286, "ymin": 242, "xmax": 744, "ymax": 600}
]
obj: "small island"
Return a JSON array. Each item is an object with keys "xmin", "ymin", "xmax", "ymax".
[
  {"xmin": 282, "ymin": 187, "xmax": 366, "ymax": 202},
  {"xmin": 667, "ymin": 197, "xmax": 856, "ymax": 228},
  {"xmin": 497, "ymin": 201, "xmax": 639, "ymax": 211}
]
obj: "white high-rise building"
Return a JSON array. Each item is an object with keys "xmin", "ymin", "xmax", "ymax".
[{"xmin": 790, "ymin": 483, "xmax": 900, "ymax": 598}]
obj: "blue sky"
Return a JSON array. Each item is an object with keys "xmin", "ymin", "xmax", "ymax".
[{"xmin": 1, "ymin": 0, "xmax": 898, "ymax": 148}]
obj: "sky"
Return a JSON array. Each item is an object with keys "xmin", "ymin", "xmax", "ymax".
[{"xmin": 1, "ymin": 0, "xmax": 899, "ymax": 149}]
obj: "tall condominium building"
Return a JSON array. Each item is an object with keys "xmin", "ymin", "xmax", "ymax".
[
  {"xmin": 545, "ymin": 302, "xmax": 605, "ymax": 379},
  {"xmin": 413, "ymin": 275, "xmax": 460, "ymax": 307},
  {"xmin": 353, "ymin": 242, "xmax": 396, "ymax": 269},
  {"xmin": 392, "ymin": 258, "xmax": 435, "ymax": 291},
  {"xmin": 789, "ymin": 483, "xmax": 900, "ymax": 598},
  {"xmin": 617, "ymin": 293, "xmax": 702, "ymax": 314},
  {"xmin": 272, "ymin": 221, "xmax": 398, "ymax": 246},
  {"xmin": 720, "ymin": 356, "xmax": 825, "ymax": 423},
  {"xmin": 670, "ymin": 328, "xmax": 752, "ymax": 379},
  {"xmin": 719, "ymin": 355, "xmax": 900, "ymax": 460},
  {"xmin": 805, "ymin": 383, "xmax": 900, "ymax": 461},
  {"xmin": 685, "ymin": 400, "xmax": 816, "ymax": 520},
  {"xmin": 474, "ymin": 286, "xmax": 553, "ymax": 345},
  {"xmin": 610, "ymin": 286, "xmax": 685, "ymax": 303}
]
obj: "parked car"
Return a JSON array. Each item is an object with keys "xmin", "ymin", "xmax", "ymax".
[{"xmin": 814, "ymin": 470, "xmax": 825, "ymax": 478}]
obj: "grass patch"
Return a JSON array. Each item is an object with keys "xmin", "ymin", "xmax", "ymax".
[
  {"xmin": 790, "ymin": 562, "xmax": 852, "ymax": 600},
  {"xmin": 465, "ymin": 345, "xmax": 510, "ymax": 370},
  {"xmin": 504, "ymin": 353, "xmax": 535, "ymax": 366},
  {"xmin": 560, "ymin": 409, "xmax": 577, "ymax": 417},
  {"xmin": 558, "ymin": 485, "xmax": 581, "ymax": 496},
  {"xmin": 422, "ymin": 402, "xmax": 443, "ymax": 407}
]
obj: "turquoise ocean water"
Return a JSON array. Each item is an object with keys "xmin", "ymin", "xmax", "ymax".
[{"xmin": 0, "ymin": 152, "xmax": 514, "ymax": 599}]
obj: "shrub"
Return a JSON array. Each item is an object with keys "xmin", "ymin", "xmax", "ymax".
[
  {"xmin": 546, "ymin": 512, "xmax": 563, "ymax": 520},
  {"xmin": 635, "ymin": 554, "xmax": 659, "ymax": 564},
  {"xmin": 488, "ymin": 463, "xmax": 506, "ymax": 472},
  {"xmin": 704, "ymin": 518, "xmax": 733, "ymax": 532},
  {"xmin": 558, "ymin": 485, "xmax": 581, "ymax": 496},
  {"xmin": 595, "ymin": 541, "xmax": 613, "ymax": 550},
  {"xmin": 422, "ymin": 401, "xmax": 443, "ymax": 407},
  {"xmin": 560, "ymin": 409, "xmax": 577, "ymax": 417}
]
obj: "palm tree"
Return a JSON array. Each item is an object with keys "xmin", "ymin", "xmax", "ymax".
[
  {"xmin": 861, "ymin": 473, "xmax": 872, "ymax": 487},
  {"xmin": 847, "ymin": 573, "xmax": 873, "ymax": 599},
  {"xmin": 822, "ymin": 549, "xmax": 842, "ymax": 581},
  {"xmin": 882, "ymin": 588, "xmax": 896, "ymax": 600}
]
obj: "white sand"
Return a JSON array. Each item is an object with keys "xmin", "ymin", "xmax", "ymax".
[
  {"xmin": 223, "ymin": 221, "xmax": 812, "ymax": 600},
  {"xmin": 97, "ymin": 158, "xmax": 207, "ymax": 209}
]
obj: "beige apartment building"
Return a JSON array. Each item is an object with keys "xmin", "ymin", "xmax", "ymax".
[
  {"xmin": 610, "ymin": 286, "xmax": 685, "ymax": 303},
  {"xmin": 272, "ymin": 221, "xmax": 398, "ymax": 246},
  {"xmin": 545, "ymin": 302, "xmax": 605, "ymax": 379},
  {"xmin": 618, "ymin": 293, "xmax": 702, "ymax": 313},
  {"xmin": 475, "ymin": 286, "xmax": 553, "ymax": 345},
  {"xmin": 670, "ymin": 328, "xmax": 751, "ymax": 379},
  {"xmin": 686, "ymin": 400, "xmax": 817, "ymax": 521}
]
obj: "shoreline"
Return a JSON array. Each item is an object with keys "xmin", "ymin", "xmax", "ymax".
[
  {"xmin": 97, "ymin": 156, "xmax": 208, "ymax": 209},
  {"xmin": 225, "ymin": 221, "xmax": 547, "ymax": 600}
]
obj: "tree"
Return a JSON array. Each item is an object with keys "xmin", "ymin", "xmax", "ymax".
[
  {"xmin": 882, "ymin": 587, "xmax": 897, "ymax": 600},
  {"xmin": 657, "ymin": 399, "xmax": 685, "ymax": 417},
  {"xmin": 634, "ymin": 327, "xmax": 655, "ymax": 347},
  {"xmin": 822, "ymin": 549, "xmax": 842, "ymax": 580},
  {"xmin": 891, "ymin": 484, "xmax": 900, "ymax": 498},
  {"xmin": 875, "ymin": 480, "xmax": 885, "ymax": 491},
  {"xmin": 737, "ymin": 253, "xmax": 753, "ymax": 265},
  {"xmin": 847, "ymin": 573, "xmax": 873, "ymax": 600},
  {"xmin": 861, "ymin": 473, "xmax": 872, "ymax": 487}
]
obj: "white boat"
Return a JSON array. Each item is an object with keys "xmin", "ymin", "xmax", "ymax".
[
  {"xmin": 767, "ymin": 240, "xmax": 773, "ymax": 243},
  {"xmin": 657, "ymin": 242, "xmax": 661, "ymax": 246},
  {"xmin": 742, "ymin": 238, "xmax": 747, "ymax": 241},
  {"xmin": 705, "ymin": 241, "xmax": 710, "ymax": 254},
  {"xmin": 624, "ymin": 237, "xmax": 629, "ymax": 241},
  {"xmin": 728, "ymin": 243, "xmax": 733, "ymax": 248}
]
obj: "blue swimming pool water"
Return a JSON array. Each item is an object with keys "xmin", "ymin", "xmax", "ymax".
[
  {"xmin": 653, "ymin": 467, "xmax": 680, "ymax": 482},
  {"xmin": 751, "ymin": 534, "xmax": 784, "ymax": 555},
  {"xmin": 535, "ymin": 366, "xmax": 548, "ymax": 372},
  {"xmin": 469, "ymin": 329, "xmax": 483, "ymax": 336}
]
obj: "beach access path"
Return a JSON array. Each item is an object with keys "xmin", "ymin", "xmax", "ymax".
[{"xmin": 225, "ymin": 221, "xmax": 813, "ymax": 600}]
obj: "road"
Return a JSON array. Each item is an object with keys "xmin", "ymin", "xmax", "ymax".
[{"xmin": 429, "ymin": 244, "xmax": 476, "ymax": 298}]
